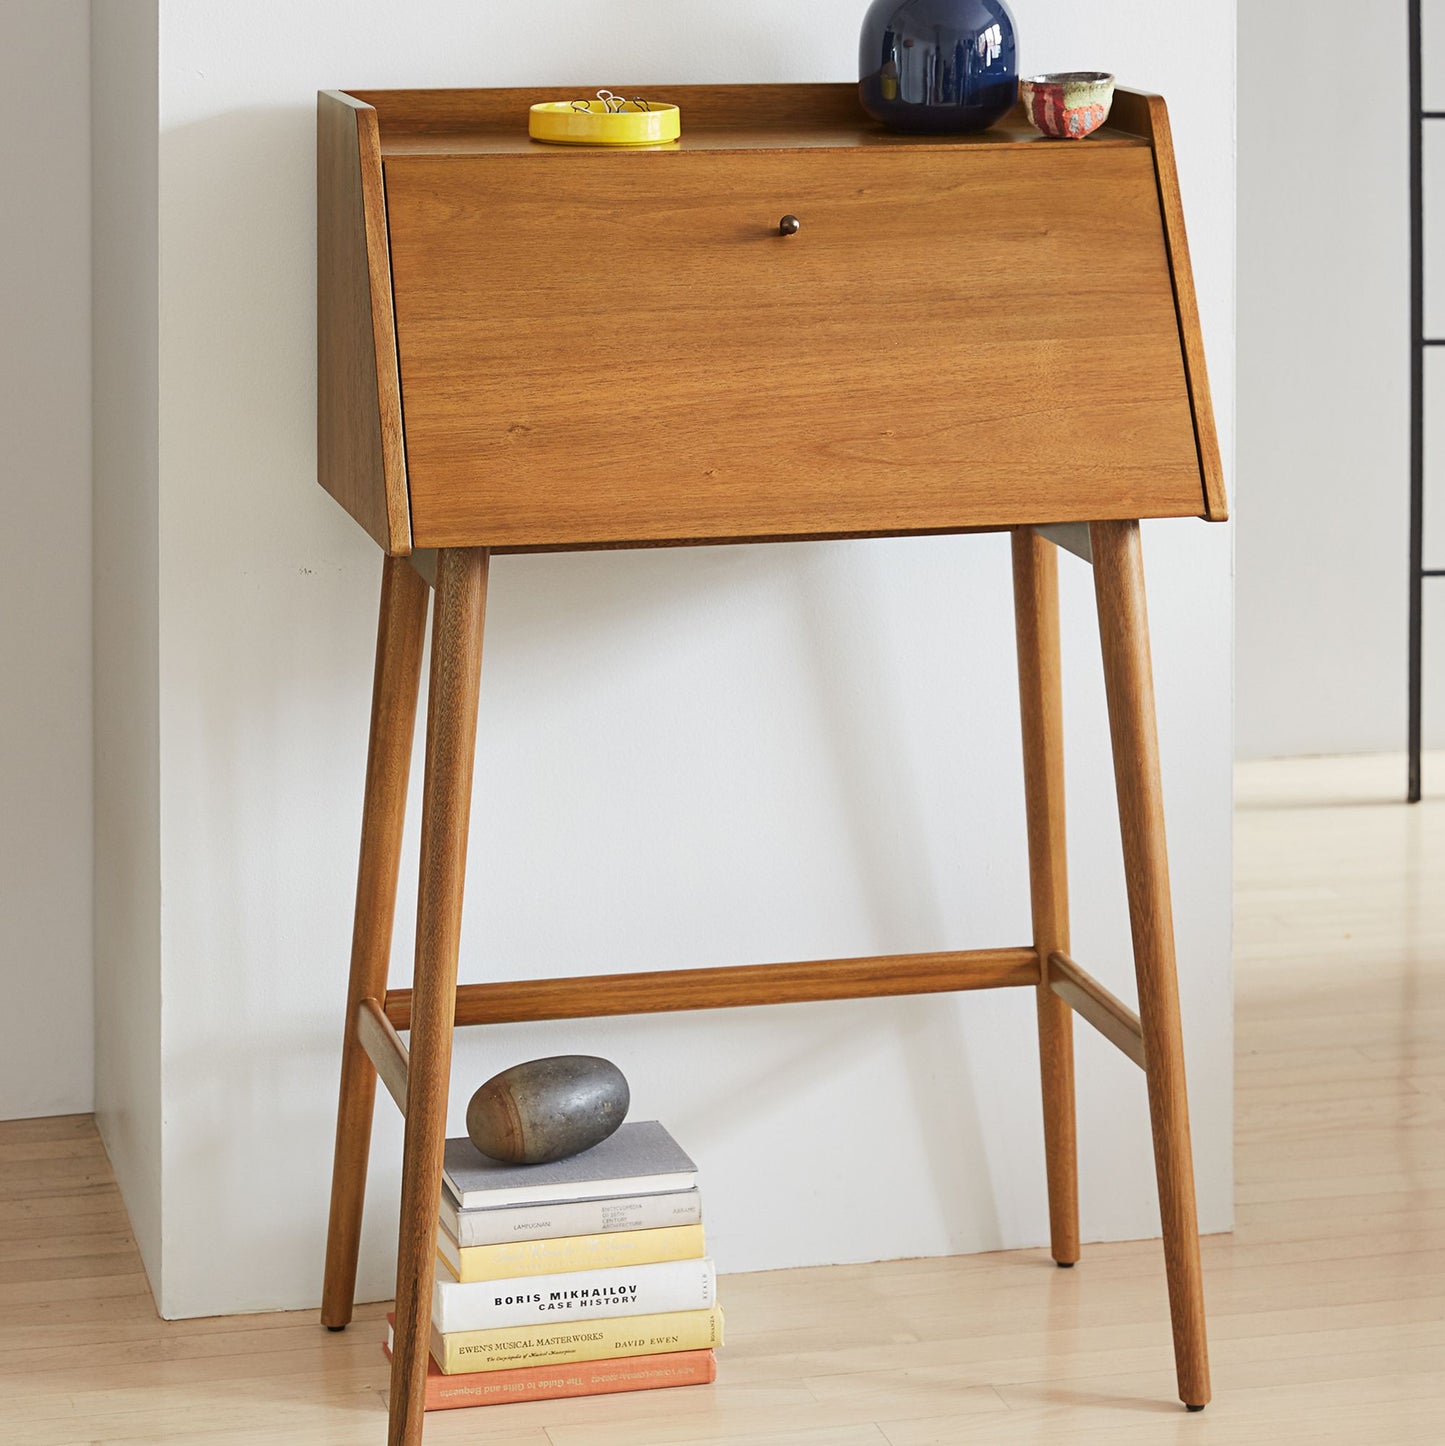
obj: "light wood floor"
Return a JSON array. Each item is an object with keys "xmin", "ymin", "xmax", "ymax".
[{"xmin": 3, "ymin": 754, "xmax": 1442, "ymax": 1445}]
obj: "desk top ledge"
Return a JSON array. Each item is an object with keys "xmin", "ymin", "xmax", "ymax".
[{"xmin": 336, "ymin": 83, "xmax": 1153, "ymax": 158}]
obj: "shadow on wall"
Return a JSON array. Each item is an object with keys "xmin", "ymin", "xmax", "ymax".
[{"xmin": 162, "ymin": 528, "xmax": 1014, "ymax": 1296}]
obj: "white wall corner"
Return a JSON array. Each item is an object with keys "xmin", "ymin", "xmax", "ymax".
[{"xmin": 91, "ymin": 0, "xmax": 164, "ymax": 1298}]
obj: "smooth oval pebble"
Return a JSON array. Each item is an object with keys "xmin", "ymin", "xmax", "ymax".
[{"xmin": 466, "ymin": 1055, "xmax": 630, "ymax": 1164}]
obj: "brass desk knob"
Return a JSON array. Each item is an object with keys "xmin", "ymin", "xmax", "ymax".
[{"xmin": 779, "ymin": 214, "xmax": 801, "ymax": 236}]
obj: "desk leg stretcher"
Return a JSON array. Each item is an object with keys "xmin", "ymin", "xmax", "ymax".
[{"xmin": 323, "ymin": 528, "xmax": 1209, "ymax": 1445}]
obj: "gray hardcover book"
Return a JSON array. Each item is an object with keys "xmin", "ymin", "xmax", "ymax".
[
  {"xmin": 440, "ymin": 1186, "xmax": 703, "ymax": 1248},
  {"xmin": 442, "ymin": 1121, "xmax": 697, "ymax": 1211}
]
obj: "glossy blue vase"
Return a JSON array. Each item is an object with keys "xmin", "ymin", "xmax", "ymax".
[{"xmin": 859, "ymin": 0, "xmax": 1018, "ymax": 134}]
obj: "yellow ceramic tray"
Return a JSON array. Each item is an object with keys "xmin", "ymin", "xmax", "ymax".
[{"xmin": 529, "ymin": 99, "xmax": 681, "ymax": 147}]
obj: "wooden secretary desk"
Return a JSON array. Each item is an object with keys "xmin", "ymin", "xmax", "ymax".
[{"xmin": 314, "ymin": 83, "xmax": 1226, "ymax": 1445}]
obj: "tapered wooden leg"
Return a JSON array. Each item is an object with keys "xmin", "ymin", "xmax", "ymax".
[
  {"xmin": 1011, "ymin": 529, "xmax": 1079, "ymax": 1267},
  {"xmin": 322, "ymin": 556, "xmax": 430, "ymax": 1329},
  {"xmin": 1090, "ymin": 519, "xmax": 1210, "ymax": 1410},
  {"xmin": 388, "ymin": 548, "xmax": 489, "ymax": 1446}
]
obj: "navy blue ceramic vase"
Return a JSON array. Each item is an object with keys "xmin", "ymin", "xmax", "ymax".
[{"xmin": 859, "ymin": 0, "xmax": 1018, "ymax": 134}]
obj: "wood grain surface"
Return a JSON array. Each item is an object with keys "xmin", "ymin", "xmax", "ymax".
[
  {"xmin": 1091, "ymin": 519, "xmax": 1211, "ymax": 1408},
  {"xmin": 356, "ymin": 999, "xmax": 410, "ymax": 1114},
  {"xmin": 385, "ymin": 142, "xmax": 1201, "ymax": 548},
  {"xmin": 389, "ymin": 549, "xmax": 488, "ymax": 1446},
  {"xmin": 352, "ymin": 83, "xmax": 1147, "ymax": 151},
  {"xmin": 316, "ymin": 92, "xmax": 411, "ymax": 554},
  {"xmin": 1109, "ymin": 88, "xmax": 1227, "ymax": 521},
  {"xmin": 1011, "ymin": 528, "xmax": 1079, "ymax": 1266},
  {"xmin": 1048, "ymin": 950, "xmax": 1147, "ymax": 1069},
  {"xmin": 382, "ymin": 948, "xmax": 1041, "ymax": 1031},
  {"xmin": 320, "ymin": 556, "xmax": 428, "ymax": 1330}
]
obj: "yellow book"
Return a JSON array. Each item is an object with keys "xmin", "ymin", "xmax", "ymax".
[
  {"xmin": 430, "ymin": 1306, "xmax": 724, "ymax": 1375},
  {"xmin": 435, "ymin": 1221, "xmax": 704, "ymax": 1284}
]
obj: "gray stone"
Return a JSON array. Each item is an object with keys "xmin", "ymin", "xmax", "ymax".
[{"xmin": 466, "ymin": 1055, "xmax": 630, "ymax": 1164}]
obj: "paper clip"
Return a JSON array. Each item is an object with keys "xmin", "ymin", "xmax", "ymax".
[{"xmin": 571, "ymin": 89, "xmax": 654, "ymax": 115}]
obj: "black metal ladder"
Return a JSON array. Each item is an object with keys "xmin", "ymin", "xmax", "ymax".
[{"xmin": 1410, "ymin": 0, "xmax": 1444, "ymax": 800}]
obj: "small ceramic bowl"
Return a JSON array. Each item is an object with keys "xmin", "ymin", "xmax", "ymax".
[{"xmin": 1020, "ymin": 72, "xmax": 1115, "ymax": 140}]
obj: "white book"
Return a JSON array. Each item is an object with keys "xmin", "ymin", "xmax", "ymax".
[
  {"xmin": 431, "ymin": 1257, "xmax": 717, "ymax": 1335},
  {"xmin": 439, "ymin": 1186, "xmax": 703, "ymax": 1249}
]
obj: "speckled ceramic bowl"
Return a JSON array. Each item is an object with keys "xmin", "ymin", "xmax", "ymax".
[{"xmin": 1019, "ymin": 71, "xmax": 1115, "ymax": 139}]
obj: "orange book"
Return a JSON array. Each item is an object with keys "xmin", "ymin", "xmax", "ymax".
[{"xmin": 383, "ymin": 1325, "xmax": 716, "ymax": 1411}]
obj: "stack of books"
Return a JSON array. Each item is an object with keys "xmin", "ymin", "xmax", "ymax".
[{"xmin": 384, "ymin": 1120, "xmax": 722, "ymax": 1412}]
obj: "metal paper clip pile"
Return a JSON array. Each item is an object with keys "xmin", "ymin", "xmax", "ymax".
[{"xmin": 572, "ymin": 89, "xmax": 655, "ymax": 114}]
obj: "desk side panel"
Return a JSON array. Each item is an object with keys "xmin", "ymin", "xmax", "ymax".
[
  {"xmin": 387, "ymin": 144, "xmax": 1205, "ymax": 549},
  {"xmin": 317, "ymin": 91, "xmax": 411, "ymax": 553},
  {"xmin": 1111, "ymin": 89, "xmax": 1227, "ymax": 522}
]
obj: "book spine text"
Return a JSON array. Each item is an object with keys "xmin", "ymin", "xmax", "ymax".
[
  {"xmin": 432, "ymin": 1258, "xmax": 716, "ymax": 1334},
  {"xmin": 428, "ymin": 1306, "xmax": 724, "ymax": 1374}
]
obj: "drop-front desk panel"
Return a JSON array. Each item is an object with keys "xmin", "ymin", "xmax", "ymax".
[{"xmin": 319, "ymin": 83, "xmax": 1224, "ymax": 555}]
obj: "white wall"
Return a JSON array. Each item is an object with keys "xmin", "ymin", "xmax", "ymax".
[
  {"xmin": 0, "ymin": 2, "xmax": 94, "ymax": 1121},
  {"xmin": 1237, "ymin": 1, "xmax": 1445, "ymax": 759},
  {"xmin": 92, "ymin": 0, "xmax": 163, "ymax": 1290},
  {"xmin": 142, "ymin": 0, "xmax": 1235, "ymax": 1318}
]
